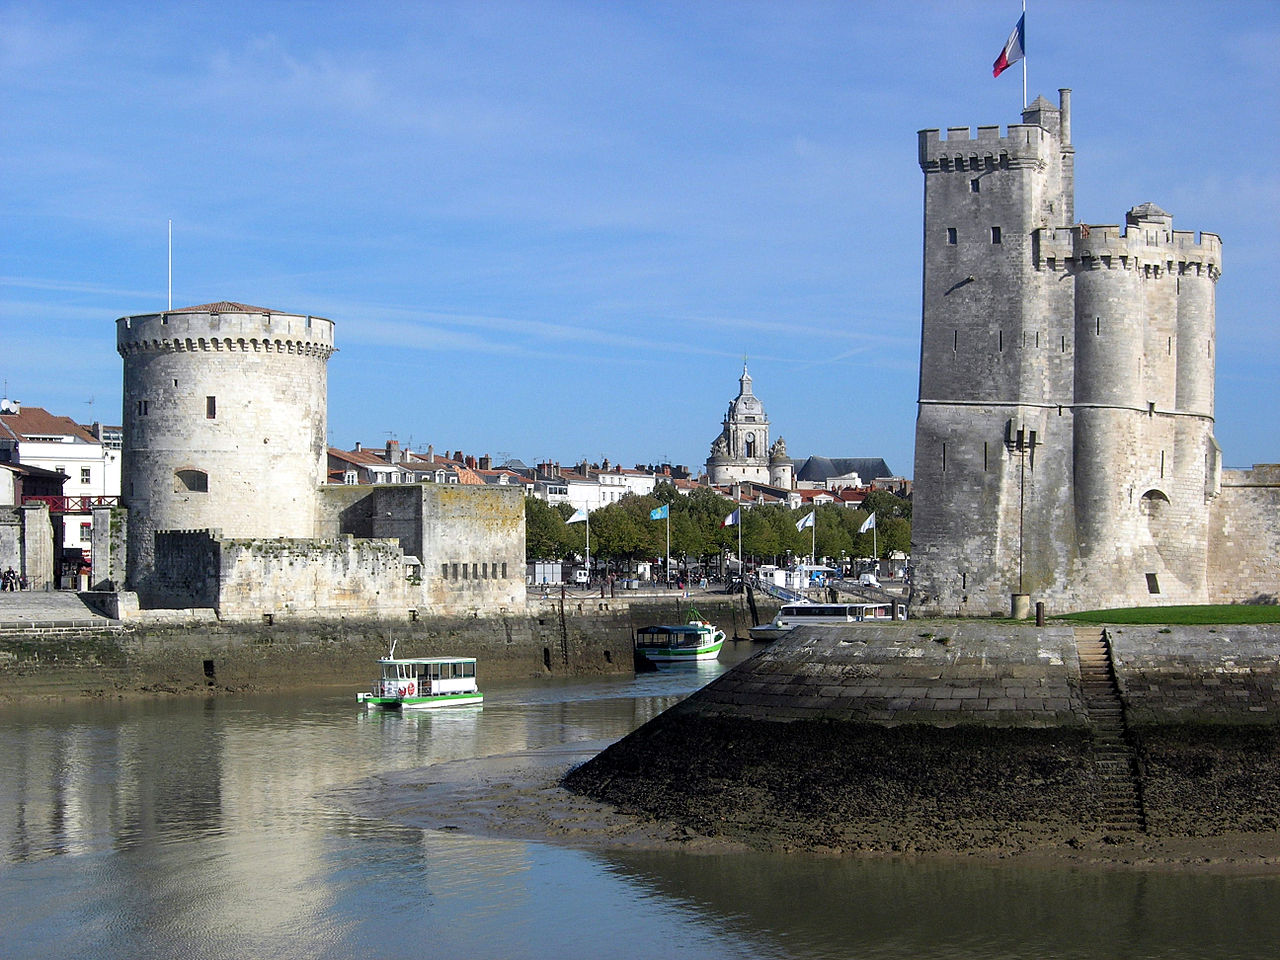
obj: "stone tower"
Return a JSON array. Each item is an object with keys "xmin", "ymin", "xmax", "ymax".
[
  {"xmin": 768, "ymin": 436, "xmax": 794, "ymax": 489},
  {"xmin": 117, "ymin": 302, "xmax": 335, "ymax": 600},
  {"xmin": 911, "ymin": 91, "xmax": 1222, "ymax": 616},
  {"xmin": 706, "ymin": 364, "xmax": 771, "ymax": 485}
]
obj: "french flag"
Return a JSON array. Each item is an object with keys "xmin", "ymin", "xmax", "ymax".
[
  {"xmin": 993, "ymin": 14, "xmax": 1025, "ymax": 78},
  {"xmin": 721, "ymin": 508, "xmax": 740, "ymax": 528}
]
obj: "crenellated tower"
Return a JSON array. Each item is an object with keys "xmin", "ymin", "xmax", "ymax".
[
  {"xmin": 117, "ymin": 301, "xmax": 335, "ymax": 602},
  {"xmin": 911, "ymin": 91, "xmax": 1222, "ymax": 616}
]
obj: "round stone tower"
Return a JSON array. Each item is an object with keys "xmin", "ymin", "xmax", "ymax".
[{"xmin": 117, "ymin": 301, "xmax": 335, "ymax": 598}]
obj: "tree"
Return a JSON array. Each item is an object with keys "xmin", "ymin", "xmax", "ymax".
[{"xmin": 525, "ymin": 496, "xmax": 573, "ymax": 561}]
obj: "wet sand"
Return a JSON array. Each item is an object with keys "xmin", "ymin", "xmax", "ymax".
[{"xmin": 328, "ymin": 739, "xmax": 1280, "ymax": 874}]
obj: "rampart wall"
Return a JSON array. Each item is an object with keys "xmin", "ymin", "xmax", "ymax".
[{"xmin": 1209, "ymin": 465, "xmax": 1280, "ymax": 604}]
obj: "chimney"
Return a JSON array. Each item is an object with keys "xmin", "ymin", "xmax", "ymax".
[
  {"xmin": 354, "ymin": 441, "xmax": 362, "ymax": 452},
  {"xmin": 465, "ymin": 455, "xmax": 476, "ymax": 469},
  {"xmin": 427, "ymin": 443, "xmax": 434, "ymax": 462},
  {"xmin": 479, "ymin": 454, "xmax": 492, "ymax": 470},
  {"xmin": 386, "ymin": 439, "xmax": 400, "ymax": 463},
  {"xmin": 602, "ymin": 458, "xmax": 610, "ymax": 471},
  {"xmin": 453, "ymin": 450, "xmax": 463, "ymax": 463}
]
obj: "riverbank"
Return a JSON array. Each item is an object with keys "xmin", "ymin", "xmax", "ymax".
[
  {"xmin": 334, "ymin": 738, "xmax": 1280, "ymax": 875},
  {"xmin": 557, "ymin": 621, "xmax": 1280, "ymax": 862},
  {"xmin": 0, "ymin": 591, "xmax": 771, "ymax": 703}
]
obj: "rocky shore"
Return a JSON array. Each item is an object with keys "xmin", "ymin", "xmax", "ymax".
[{"xmin": 559, "ymin": 621, "xmax": 1280, "ymax": 862}]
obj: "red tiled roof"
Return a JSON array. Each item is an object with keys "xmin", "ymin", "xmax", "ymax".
[{"xmin": 0, "ymin": 406, "xmax": 97, "ymax": 444}]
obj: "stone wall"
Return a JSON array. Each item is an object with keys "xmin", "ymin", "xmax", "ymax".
[
  {"xmin": 0, "ymin": 504, "xmax": 54, "ymax": 590},
  {"xmin": 1208, "ymin": 465, "xmax": 1280, "ymax": 604}
]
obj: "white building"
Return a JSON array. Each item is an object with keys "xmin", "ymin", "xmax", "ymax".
[{"xmin": 0, "ymin": 400, "xmax": 120, "ymax": 568}]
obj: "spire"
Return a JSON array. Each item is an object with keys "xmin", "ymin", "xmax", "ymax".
[{"xmin": 739, "ymin": 360, "xmax": 753, "ymax": 397}]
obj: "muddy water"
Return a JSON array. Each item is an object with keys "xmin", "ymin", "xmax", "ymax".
[{"xmin": 2, "ymin": 640, "xmax": 1278, "ymax": 959}]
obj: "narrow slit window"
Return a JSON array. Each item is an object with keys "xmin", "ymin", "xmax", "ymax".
[
  {"xmin": 947, "ymin": 227, "xmax": 957, "ymax": 245},
  {"xmin": 206, "ymin": 396, "xmax": 217, "ymax": 419},
  {"xmin": 970, "ymin": 178, "xmax": 980, "ymax": 193},
  {"xmin": 1146, "ymin": 573, "xmax": 1161, "ymax": 595},
  {"xmin": 991, "ymin": 226, "xmax": 1002, "ymax": 244},
  {"xmin": 941, "ymin": 442, "xmax": 947, "ymax": 472}
]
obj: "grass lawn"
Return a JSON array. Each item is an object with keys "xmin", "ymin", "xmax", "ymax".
[{"xmin": 1055, "ymin": 605, "xmax": 1280, "ymax": 625}]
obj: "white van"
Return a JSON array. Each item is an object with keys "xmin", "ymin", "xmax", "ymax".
[{"xmin": 857, "ymin": 572, "xmax": 881, "ymax": 588}]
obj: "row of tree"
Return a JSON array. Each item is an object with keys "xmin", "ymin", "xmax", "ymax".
[{"xmin": 525, "ymin": 482, "xmax": 910, "ymax": 572}]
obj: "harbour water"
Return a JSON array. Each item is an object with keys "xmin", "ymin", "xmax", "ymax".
[{"xmin": 2, "ymin": 640, "xmax": 1278, "ymax": 960}]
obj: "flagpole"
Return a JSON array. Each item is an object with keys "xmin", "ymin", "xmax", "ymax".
[
  {"xmin": 1022, "ymin": 0, "xmax": 1028, "ymax": 109},
  {"xmin": 586, "ymin": 510, "xmax": 590, "ymax": 576},
  {"xmin": 666, "ymin": 511, "xmax": 670, "ymax": 587}
]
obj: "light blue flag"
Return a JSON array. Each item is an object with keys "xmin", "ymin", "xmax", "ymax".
[
  {"xmin": 567, "ymin": 508, "xmax": 588, "ymax": 524},
  {"xmin": 650, "ymin": 504, "xmax": 669, "ymax": 520},
  {"xmin": 796, "ymin": 511, "xmax": 815, "ymax": 531}
]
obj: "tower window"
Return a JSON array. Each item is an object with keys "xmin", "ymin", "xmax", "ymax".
[
  {"xmin": 970, "ymin": 178, "xmax": 980, "ymax": 193},
  {"xmin": 1146, "ymin": 573, "xmax": 1161, "ymax": 595},
  {"xmin": 206, "ymin": 396, "xmax": 217, "ymax": 419},
  {"xmin": 175, "ymin": 469, "xmax": 208, "ymax": 493},
  {"xmin": 991, "ymin": 226, "xmax": 1002, "ymax": 244},
  {"xmin": 137, "ymin": 399, "xmax": 149, "ymax": 416},
  {"xmin": 947, "ymin": 227, "xmax": 957, "ymax": 245}
]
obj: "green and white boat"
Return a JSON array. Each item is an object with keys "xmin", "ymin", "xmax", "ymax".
[
  {"xmin": 635, "ymin": 612, "xmax": 726, "ymax": 663},
  {"xmin": 357, "ymin": 655, "xmax": 483, "ymax": 710}
]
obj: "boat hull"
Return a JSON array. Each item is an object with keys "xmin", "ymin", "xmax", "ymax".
[
  {"xmin": 636, "ymin": 635, "xmax": 725, "ymax": 663},
  {"xmin": 358, "ymin": 692, "xmax": 484, "ymax": 710}
]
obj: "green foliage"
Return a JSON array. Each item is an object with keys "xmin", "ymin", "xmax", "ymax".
[{"xmin": 525, "ymin": 488, "xmax": 912, "ymax": 569}]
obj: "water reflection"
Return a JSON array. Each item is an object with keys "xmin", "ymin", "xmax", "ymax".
[{"xmin": 2, "ymin": 640, "xmax": 1278, "ymax": 960}]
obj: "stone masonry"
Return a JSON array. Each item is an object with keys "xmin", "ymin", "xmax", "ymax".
[{"xmin": 910, "ymin": 90, "xmax": 1279, "ymax": 616}]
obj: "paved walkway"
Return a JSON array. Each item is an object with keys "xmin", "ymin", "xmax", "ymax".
[{"xmin": 0, "ymin": 590, "xmax": 114, "ymax": 627}]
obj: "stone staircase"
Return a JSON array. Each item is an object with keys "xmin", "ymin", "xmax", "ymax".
[{"xmin": 1074, "ymin": 626, "xmax": 1147, "ymax": 833}]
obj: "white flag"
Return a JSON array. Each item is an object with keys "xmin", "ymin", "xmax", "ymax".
[
  {"xmin": 795, "ymin": 511, "xmax": 815, "ymax": 531},
  {"xmin": 567, "ymin": 508, "xmax": 587, "ymax": 524},
  {"xmin": 859, "ymin": 512, "xmax": 876, "ymax": 534}
]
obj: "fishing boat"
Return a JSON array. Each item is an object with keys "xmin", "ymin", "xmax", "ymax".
[
  {"xmin": 635, "ymin": 612, "xmax": 726, "ymax": 663},
  {"xmin": 357, "ymin": 654, "xmax": 483, "ymax": 709},
  {"xmin": 749, "ymin": 601, "xmax": 899, "ymax": 641}
]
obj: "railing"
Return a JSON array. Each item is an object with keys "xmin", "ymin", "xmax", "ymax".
[{"xmin": 21, "ymin": 495, "xmax": 120, "ymax": 514}]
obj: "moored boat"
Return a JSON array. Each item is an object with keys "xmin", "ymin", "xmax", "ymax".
[
  {"xmin": 749, "ymin": 601, "xmax": 900, "ymax": 641},
  {"xmin": 357, "ymin": 655, "xmax": 483, "ymax": 709},
  {"xmin": 635, "ymin": 613, "xmax": 726, "ymax": 663}
]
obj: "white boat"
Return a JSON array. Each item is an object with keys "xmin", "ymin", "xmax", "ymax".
[
  {"xmin": 635, "ymin": 614, "xmax": 726, "ymax": 663},
  {"xmin": 357, "ymin": 655, "xmax": 483, "ymax": 709},
  {"xmin": 749, "ymin": 601, "xmax": 899, "ymax": 641}
]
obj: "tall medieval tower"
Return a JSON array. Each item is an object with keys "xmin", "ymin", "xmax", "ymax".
[
  {"xmin": 911, "ymin": 91, "xmax": 1222, "ymax": 616},
  {"xmin": 117, "ymin": 302, "xmax": 335, "ymax": 601}
]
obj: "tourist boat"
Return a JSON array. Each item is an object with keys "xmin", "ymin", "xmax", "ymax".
[
  {"xmin": 635, "ymin": 613, "xmax": 726, "ymax": 663},
  {"xmin": 749, "ymin": 601, "xmax": 900, "ymax": 641},
  {"xmin": 357, "ymin": 654, "xmax": 483, "ymax": 709}
]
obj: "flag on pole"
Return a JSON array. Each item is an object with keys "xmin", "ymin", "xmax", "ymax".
[
  {"xmin": 795, "ymin": 511, "xmax": 815, "ymax": 531},
  {"xmin": 992, "ymin": 13, "xmax": 1025, "ymax": 77},
  {"xmin": 650, "ymin": 504, "xmax": 669, "ymax": 520},
  {"xmin": 567, "ymin": 508, "xmax": 588, "ymax": 524},
  {"xmin": 721, "ymin": 508, "xmax": 740, "ymax": 528},
  {"xmin": 859, "ymin": 512, "xmax": 877, "ymax": 534}
]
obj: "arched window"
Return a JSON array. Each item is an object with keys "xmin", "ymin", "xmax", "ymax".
[{"xmin": 175, "ymin": 469, "xmax": 208, "ymax": 493}]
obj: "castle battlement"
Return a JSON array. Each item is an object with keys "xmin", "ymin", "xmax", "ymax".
[
  {"xmin": 1032, "ymin": 221, "xmax": 1222, "ymax": 277},
  {"xmin": 918, "ymin": 122, "xmax": 1058, "ymax": 171},
  {"xmin": 117, "ymin": 304, "xmax": 335, "ymax": 356}
]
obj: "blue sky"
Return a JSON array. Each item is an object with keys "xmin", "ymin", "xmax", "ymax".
[{"xmin": 3, "ymin": 1, "xmax": 1277, "ymax": 477}]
